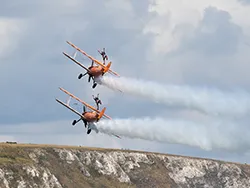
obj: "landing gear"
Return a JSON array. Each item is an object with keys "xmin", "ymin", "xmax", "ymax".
[
  {"xmin": 87, "ymin": 129, "xmax": 91, "ymax": 134},
  {"xmin": 83, "ymin": 119, "xmax": 87, "ymax": 128},
  {"xmin": 72, "ymin": 120, "xmax": 77, "ymax": 126},
  {"xmin": 78, "ymin": 73, "xmax": 83, "ymax": 79},
  {"xmin": 72, "ymin": 118, "xmax": 82, "ymax": 126},
  {"xmin": 92, "ymin": 83, "xmax": 97, "ymax": 89}
]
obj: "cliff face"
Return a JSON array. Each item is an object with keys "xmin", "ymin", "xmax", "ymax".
[{"xmin": 0, "ymin": 144, "xmax": 249, "ymax": 188}]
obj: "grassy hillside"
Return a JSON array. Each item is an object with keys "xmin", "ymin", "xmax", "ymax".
[{"xmin": 0, "ymin": 142, "xmax": 249, "ymax": 188}]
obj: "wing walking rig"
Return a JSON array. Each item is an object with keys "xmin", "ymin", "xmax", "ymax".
[
  {"xmin": 56, "ymin": 41, "xmax": 121, "ymax": 139},
  {"xmin": 62, "ymin": 41, "xmax": 120, "ymax": 89}
]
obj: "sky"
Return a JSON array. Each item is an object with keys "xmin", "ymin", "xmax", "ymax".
[{"xmin": 1, "ymin": 0, "xmax": 250, "ymax": 164}]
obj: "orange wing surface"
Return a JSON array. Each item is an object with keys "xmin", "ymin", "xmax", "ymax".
[
  {"xmin": 55, "ymin": 98, "xmax": 85, "ymax": 119},
  {"xmin": 63, "ymin": 52, "xmax": 90, "ymax": 72},
  {"xmin": 59, "ymin": 87, "xmax": 112, "ymax": 120},
  {"xmin": 66, "ymin": 41, "xmax": 120, "ymax": 77}
]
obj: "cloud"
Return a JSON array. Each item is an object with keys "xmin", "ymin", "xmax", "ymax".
[
  {"xmin": 0, "ymin": 18, "xmax": 27, "ymax": 59},
  {"xmin": 183, "ymin": 6, "xmax": 242, "ymax": 56},
  {"xmin": 2, "ymin": 119, "xmax": 250, "ymax": 164},
  {"xmin": 143, "ymin": 5, "xmax": 250, "ymax": 89},
  {"xmin": 0, "ymin": 1, "xmax": 148, "ymax": 123},
  {"xmin": 0, "ymin": 0, "xmax": 156, "ymax": 125},
  {"xmin": 145, "ymin": 0, "xmax": 250, "ymax": 38},
  {"xmin": 0, "ymin": 120, "xmax": 122, "ymax": 149},
  {"xmin": 1, "ymin": 0, "xmax": 250, "ymax": 164},
  {"xmin": 238, "ymin": 0, "xmax": 250, "ymax": 5},
  {"xmin": 0, "ymin": 135, "xmax": 17, "ymax": 143}
]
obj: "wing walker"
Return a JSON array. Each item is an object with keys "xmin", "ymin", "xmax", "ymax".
[
  {"xmin": 56, "ymin": 41, "xmax": 121, "ymax": 139},
  {"xmin": 63, "ymin": 41, "xmax": 120, "ymax": 89}
]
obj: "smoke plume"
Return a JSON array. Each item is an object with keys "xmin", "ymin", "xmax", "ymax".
[
  {"xmin": 97, "ymin": 76, "xmax": 250, "ymax": 117},
  {"xmin": 96, "ymin": 117, "xmax": 250, "ymax": 152}
]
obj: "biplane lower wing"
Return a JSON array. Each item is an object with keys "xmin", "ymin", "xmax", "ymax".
[
  {"xmin": 56, "ymin": 94, "xmax": 120, "ymax": 138},
  {"xmin": 55, "ymin": 98, "xmax": 85, "ymax": 119},
  {"xmin": 66, "ymin": 41, "xmax": 120, "ymax": 77},
  {"xmin": 107, "ymin": 68, "xmax": 120, "ymax": 77},
  {"xmin": 59, "ymin": 87, "xmax": 112, "ymax": 120},
  {"xmin": 62, "ymin": 52, "xmax": 90, "ymax": 73},
  {"xmin": 112, "ymin": 134, "xmax": 121, "ymax": 139}
]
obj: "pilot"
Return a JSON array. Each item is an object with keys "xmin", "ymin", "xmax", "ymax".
[
  {"xmin": 98, "ymin": 48, "xmax": 108, "ymax": 65},
  {"xmin": 92, "ymin": 94, "xmax": 102, "ymax": 110}
]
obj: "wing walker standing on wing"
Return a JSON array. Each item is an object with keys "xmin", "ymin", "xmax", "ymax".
[
  {"xmin": 56, "ymin": 41, "xmax": 121, "ymax": 139},
  {"xmin": 55, "ymin": 87, "xmax": 120, "ymax": 138},
  {"xmin": 98, "ymin": 48, "xmax": 108, "ymax": 65},
  {"xmin": 92, "ymin": 94, "xmax": 102, "ymax": 110},
  {"xmin": 62, "ymin": 41, "xmax": 120, "ymax": 89}
]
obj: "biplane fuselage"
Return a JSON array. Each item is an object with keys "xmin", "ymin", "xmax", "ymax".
[
  {"xmin": 82, "ymin": 111, "xmax": 99, "ymax": 122},
  {"xmin": 56, "ymin": 87, "xmax": 121, "ymax": 139},
  {"xmin": 65, "ymin": 41, "xmax": 120, "ymax": 77},
  {"xmin": 88, "ymin": 66, "xmax": 104, "ymax": 77}
]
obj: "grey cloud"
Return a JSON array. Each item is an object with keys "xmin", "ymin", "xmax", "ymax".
[
  {"xmin": 154, "ymin": 6, "xmax": 249, "ymax": 89},
  {"xmin": 130, "ymin": 0, "xmax": 151, "ymax": 17},
  {"xmin": 2, "ymin": 120, "xmax": 250, "ymax": 164},
  {"xmin": 0, "ymin": 1, "xmax": 155, "ymax": 124},
  {"xmin": 238, "ymin": 0, "xmax": 250, "ymax": 5},
  {"xmin": 2, "ymin": 1, "xmax": 250, "ymax": 164},
  {"xmin": 2, "ymin": 119, "xmax": 250, "ymax": 164},
  {"xmin": 182, "ymin": 6, "xmax": 242, "ymax": 56}
]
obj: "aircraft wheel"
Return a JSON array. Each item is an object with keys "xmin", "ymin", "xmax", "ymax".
[
  {"xmin": 72, "ymin": 120, "xmax": 77, "ymax": 126},
  {"xmin": 92, "ymin": 83, "xmax": 97, "ymax": 89},
  {"xmin": 78, "ymin": 74, "xmax": 83, "ymax": 79},
  {"xmin": 87, "ymin": 129, "xmax": 91, "ymax": 134}
]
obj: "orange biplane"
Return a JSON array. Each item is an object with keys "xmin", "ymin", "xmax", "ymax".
[
  {"xmin": 55, "ymin": 87, "xmax": 120, "ymax": 138},
  {"xmin": 63, "ymin": 41, "xmax": 120, "ymax": 89}
]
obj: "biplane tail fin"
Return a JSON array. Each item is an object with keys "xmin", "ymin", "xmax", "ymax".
[
  {"xmin": 97, "ymin": 107, "xmax": 106, "ymax": 121},
  {"xmin": 103, "ymin": 62, "xmax": 112, "ymax": 74}
]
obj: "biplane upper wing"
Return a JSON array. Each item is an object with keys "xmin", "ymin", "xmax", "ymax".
[
  {"xmin": 66, "ymin": 41, "xmax": 120, "ymax": 77},
  {"xmin": 55, "ymin": 98, "xmax": 85, "ymax": 119},
  {"xmin": 59, "ymin": 87, "xmax": 112, "ymax": 120},
  {"xmin": 62, "ymin": 52, "xmax": 90, "ymax": 73}
]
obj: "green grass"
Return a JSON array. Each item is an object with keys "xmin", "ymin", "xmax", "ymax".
[
  {"xmin": 0, "ymin": 142, "xmax": 247, "ymax": 166},
  {"xmin": 0, "ymin": 142, "xmax": 248, "ymax": 188},
  {"xmin": 0, "ymin": 146, "xmax": 33, "ymax": 164}
]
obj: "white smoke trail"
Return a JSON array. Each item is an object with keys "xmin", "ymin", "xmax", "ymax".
[
  {"xmin": 96, "ymin": 117, "xmax": 250, "ymax": 152},
  {"xmin": 96, "ymin": 76, "xmax": 250, "ymax": 117}
]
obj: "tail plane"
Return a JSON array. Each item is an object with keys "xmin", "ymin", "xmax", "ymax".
[
  {"xmin": 97, "ymin": 107, "xmax": 106, "ymax": 121},
  {"xmin": 103, "ymin": 62, "xmax": 112, "ymax": 73}
]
